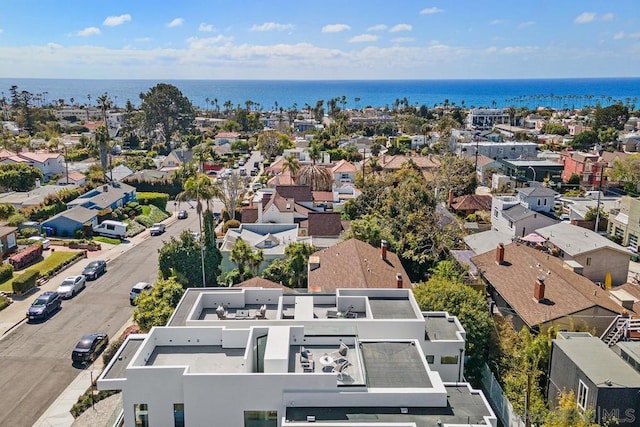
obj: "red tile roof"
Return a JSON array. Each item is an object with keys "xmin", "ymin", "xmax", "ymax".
[
  {"xmin": 451, "ymin": 194, "xmax": 492, "ymax": 212},
  {"xmin": 308, "ymin": 238, "xmax": 411, "ymax": 292},
  {"xmin": 233, "ymin": 276, "xmax": 297, "ymax": 293}
]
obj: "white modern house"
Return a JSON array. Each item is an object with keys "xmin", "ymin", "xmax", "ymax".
[{"xmin": 98, "ymin": 287, "xmax": 496, "ymax": 427}]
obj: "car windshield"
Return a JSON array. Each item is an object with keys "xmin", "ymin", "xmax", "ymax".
[
  {"xmin": 32, "ymin": 298, "xmax": 47, "ymax": 306},
  {"xmin": 131, "ymin": 288, "xmax": 141, "ymax": 294},
  {"xmin": 61, "ymin": 279, "xmax": 74, "ymax": 286},
  {"xmin": 76, "ymin": 338, "xmax": 94, "ymax": 350},
  {"xmin": 87, "ymin": 262, "xmax": 100, "ymax": 268}
]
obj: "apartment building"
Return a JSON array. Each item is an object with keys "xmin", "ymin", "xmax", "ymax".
[{"xmin": 98, "ymin": 287, "xmax": 496, "ymax": 427}]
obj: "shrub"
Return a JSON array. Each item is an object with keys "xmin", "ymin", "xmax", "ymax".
[
  {"xmin": 222, "ymin": 219, "xmax": 241, "ymax": 233},
  {"xmin": 0, "ymin": 295, "xmax": 11, "ymax": 311},
  {"xmin": 0, "ymin": 203, "xmax": 16, "ymax": 219},
  {"xmin": 74, "ymin": 229, "xmax": 86, "ymax": 239},
  {"xmin": 136, "ymin": 192, "xmax": 169, "ymax": 210},
  {"xmin": 0, "ymin": 263, "xmax": 14, "ymax": 284},
  {"xmin": 7, "ymin": 213, "xmax": 26, "ymax": 226},
  {"xmin": 70, "ymin": 389, "xmax": 119, "ymax": 418},
  {"xmin": 18, "ymin": 227, "xmax": 40, "ymax": 238},
  {"xmin": 12, "ymin": 269, "xmax": 39, "ymax": 294},
  {"xmin": 135, "ymin": 204, "xmax": 169, "ymax": 228}
]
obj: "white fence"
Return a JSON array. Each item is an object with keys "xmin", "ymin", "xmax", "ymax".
[{"xmin": 480, "ymin": 363, "xmax": 525, "ymax": 427}]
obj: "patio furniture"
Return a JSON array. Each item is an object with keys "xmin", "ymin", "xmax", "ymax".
[
  {"xmin": 255, "ymin": 304, "xmax": 267, "ymax": 319},
  {"xmin": 319, "ymin": 353, "xmax": 334, "ymax": 370},
  {"xmin": 216, "ymin": 305, "xmax": 227, "ymax": 320},
  {"xmin": 235, "ymin": 309, "xmax": 250, "ymax": 319},
  {"xmin": 332, "ymin": 359, "xmax": 351, "ymax": 380}
]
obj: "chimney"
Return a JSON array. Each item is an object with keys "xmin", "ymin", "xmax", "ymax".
[
  {"xmin": 534, "ymin": 277, "xmax": 546, "ymax": 302},
  {"xmin": 381, "ymin": 240, "xmax": 388, "ymax": 260},
  {"xmin": 495, "ymin": 243, "xmax": 505, "ymax": 265},
  {"xmin": 447, "ymin": 189, "xmax": 454, "ymax": 209},
  {"xmin": 396, "ymin": 273, "xmax": 403, "ymax": 289}
]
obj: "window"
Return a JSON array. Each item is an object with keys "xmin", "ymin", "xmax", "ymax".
[
  {"xmin": 544, "ymin": 198, "xmax": 547, "ymax": 206},
  {"xmin": 537, "ymin": 199, "xmax": 541, "ymax": 206},
  {"xmin": 629, "ymin": 234, "xmax": 638, "ymax": 250},
  {"xmin": 134, "ymin": 403, "xmax": 149, "ymax": 427},
  {"xmin": 577, "ymin": 380, "xmax": 588, "ymax": 411},
  {"xmin": 441, "ymin": 355, "xmax": 459, "ymax": 365},
  {"xmin": 174, "ymin": 404, "xmax": 185, "ymax": 427},
  {"xmin": 586, "ymin": 257, "xmax": 591, "ymax": 266},
  {"xmin": 494, "ymin": 208, "xmax": 498, "ymax": 218},
  {"xmin": 509, "ymin": 221, "xmax": 514, "ymax": 229},
  {"xmin": 426, "ymin": 355, "xmax": 435, "ymax": 363},
  {"xmin": 244, "ymin": 410, "xmax": 277, "ymax": 427}
]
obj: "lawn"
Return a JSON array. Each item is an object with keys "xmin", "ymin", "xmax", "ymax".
[
  {"xmin": 0, "ymin": 252, "xmax": 80, "ymax": 293},
  {"xmin": 93, "ymin": 236, "xmax": 122, "ymax": 245}
]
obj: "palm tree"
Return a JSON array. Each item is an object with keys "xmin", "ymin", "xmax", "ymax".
[
  {"xmin": 94, "ymin": 126, "xmax": 110, "ymax": 182},
  {"xmin": 96, "ymin": 93, "xmax": 112, "ymax": 179},
  {"xmin": 282, "ymin": 155, "xmax": 300, "ymax": 182},
  {"xmin": 177, "ymin": 174, "xmax": 223, "ymax": 286},
  {"xmin": 297, "ymin": 164, "xmax": 333, "ymax": 191}
]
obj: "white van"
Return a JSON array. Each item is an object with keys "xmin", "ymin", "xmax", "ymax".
[{"xmin": 93, "ymin": 220, "xmax": 128, "ymax": 239}]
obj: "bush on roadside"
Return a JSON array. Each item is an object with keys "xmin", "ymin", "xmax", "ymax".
[
  {"xmin": 0, "ymin": 295, "xmax": 11, "ymax": 311},
  {"xmin": 12, "ymin": 269, "xmax": 39, "ymax": 294},
  {"xmin": 70, "ymin": 389, "xmax": 120, "ymax": 418},
  {"xmin": 136, "ymin": 192, "xmax": 169, "ymax": 211},
  {"xmin": 135, "ymin": 204, "xmax": 169, "ymax": 228},
  {"xmin": 7, "ymin": 213, "xmax": 26, "ymax": 227},
  {"xmin": 0, "ymin": 263, "xmax": 14, "ymax": 284},
  {"xmin": 0, "ymin": 203, "xmax": 16, "ymax": 219}
]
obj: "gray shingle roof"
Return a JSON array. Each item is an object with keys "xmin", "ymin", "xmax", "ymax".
[
  {"xmin": 536, "ymin": 222, "xmax": 629, "ymax": 256},
  {"xmin": 517, "ymin": 186, "xmax": 558, "ymax": 197}
]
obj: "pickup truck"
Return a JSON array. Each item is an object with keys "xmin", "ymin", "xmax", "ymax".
[{"xmin": 149, "ymin": 223, "xmax": 166, "ymax": 236}]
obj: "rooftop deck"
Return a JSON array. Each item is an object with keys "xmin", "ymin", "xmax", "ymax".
[
  {"xmin": 146, "ymin": 345, "xmax": 246, "ymax": 373},
  {"xmin": 367, "ymin": 297, "xmax": 416, "ymax": 319},
  {"xmin": 288, "ymin": 344, "xmax": 366, "ymax": 386},
  {"xmin": 285, "ymin": 386, "xmax": 493, "ymax": 425}
]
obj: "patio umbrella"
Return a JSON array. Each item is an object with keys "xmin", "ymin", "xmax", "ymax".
[{"xmin": 521, "ymin": 233, "xmax": 547, "ymax": 244}]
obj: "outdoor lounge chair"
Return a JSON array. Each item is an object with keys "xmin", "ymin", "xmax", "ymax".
[
  {"xmin": 332, "ymin": 359, "xmax": 351, "ymax": 380},
  {"xmin": 331, "ymin": 342, "xmax": 349, "ymax": 359},
  {"xmin": 255, "ymin": 304, "xmax": 267, "ymax": 319}
]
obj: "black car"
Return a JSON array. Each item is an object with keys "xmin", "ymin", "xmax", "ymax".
[
  {"xmin": 82, "ymin": 260, "xmax": 107, "ymax": 280},
  {"xmin": 177, "ymin": 210, "xmax": 188, "ymax": 219},
  {"xmin": 27, "ymin": 291, "xmax": 61, "ymax": 322},
  {"xmin": 72, "ymin": 332, "xmax": 109, "ymax": 365}
]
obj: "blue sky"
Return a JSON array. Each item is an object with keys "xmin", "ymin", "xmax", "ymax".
[{"xmin": 0, "ymin": 0, "xmax": 639, "ymax": 79}]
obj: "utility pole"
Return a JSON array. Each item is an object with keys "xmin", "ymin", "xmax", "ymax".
[
  {"xmin": 362, "ymin": 146, "xmax": 366, "ymax": 185},
  {"xmin": 595, "ymin": 163, "xmax": 606, "ymax": 233}
]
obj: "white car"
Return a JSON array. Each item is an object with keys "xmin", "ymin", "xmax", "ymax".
[
  {"xmin": 28, "ymin": 236, "xmax": 51, "ymax": 250},
  {"xmin": 56, "ymin": 275, "xmax": 86, "ymax": 299}
]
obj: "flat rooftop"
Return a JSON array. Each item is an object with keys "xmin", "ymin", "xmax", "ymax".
[
  {"xmin": 146, "ymin": 345, "xmax": 246, "ymax": 373},
  {"xmin": 360, "ymin": 342, "xmax": 431, "ymax": 388},
  {"xmin": 424, "ymin": 315, "xmax": 461, "ymax": 341},
  {"xmin": 167, "ymin": 288, "xmax": 206, "ymax": 326},
  {"xmin": 367, "ymin": 297, "xmax": 416, "ymax": 319},
  {"xmin": 103, "ymin": 336, "xmax": 144, "ymax": 380},
  {"xmin": 554, "ymin": 336, "xmax": 640, "ymax": 388},
  {"xmin": 285, "ymin": 386, "xmax": 493, "ymax": 425}
]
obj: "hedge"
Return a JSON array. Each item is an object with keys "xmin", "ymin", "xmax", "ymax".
[
  {"xmin": 0, "ymin": 263, "xmax": 14, "ymax": 284},
  {"xmin": 12, "ymin": 269, "xmax": 39, "ymax": 294},
  {"xmin": 136, "ymin": 192, "xmax": 169, "ymax": 210},
  {"xmin": 135, "ymin": 205, "xmax": 169, "ymax": 228},
  {"xmin": 0, "ymin": 295, "xmax": 11, "ymax": 311}
]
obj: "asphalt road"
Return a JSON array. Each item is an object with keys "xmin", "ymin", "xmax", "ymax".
[{"xmin": 0, "ymin": 212, "xmax": 200, "ymax": 427}]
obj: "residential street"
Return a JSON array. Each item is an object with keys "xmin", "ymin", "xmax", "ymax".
[{"xmin": 0, "ymin": 211, "xmax": 199, "ymax": 427}]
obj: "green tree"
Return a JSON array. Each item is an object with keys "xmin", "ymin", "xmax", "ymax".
[
  {"xmin": 544, "ymin": 390, "xmax": 600, "ymax": 427},
  {"xmin": 282, "ymin": 154, "xmax": 300, "ymax": 181},
  {"xmin": 594, "ymin": 103, "xmax": 629, "ymax": 131},
  {"xmin": 0, "ymin": 163, "xmax": 43, "ymax": 191},
  {"xmin": 256, "ymin": 130, "xmax": 293, "ymax": 160},
  {"xmin": 261, "ymin": 242, "xmax": 316, "ymax": 288},
  {"xmin": 139, "ymin": 83, "xmax": 195, "ymax": 143},
  {"xmin": 542, "ymin": 123, "xmax": 569, "ymax": 135},
  {"xmin": 412, "ymin": 277, "xmax": 493, "ymax": 384},
  {"xmin": 609, "ymin": 153, "xmax": 640, "ymax": 193},
  {"xmin": 133, "ymin": 277, "xmax": 185, "ymax": 332},
  {"xmin": 435, "ymin": 155, "xmax": 477, "ymax": 196},
  {"xmin": 158, "ymin": 230, "xmax": 222, "ymax": 287},
  {"xmin": 94, "ymin": 125, "xmax": 110, "ymax": 181},
  {"xmin": 597, "ymin": 126, "xmax": 618, "ymax": 144},
  {"xmin": 297, "ymin": 163, "xmax": 333, "ymax": 191},
  {"xmin": 570, "ymin": 131, "xmax": 599, "ymax": 151},
  {"xmin": 344, "ymin": 215, "xmax": 392, "ymax": 249},
  {"xmin": 229, "ymin": 237, "xmax": 264, "ymax": 281},
  {"xmin": 429, "ymin": 259, "xmax": 467, "ymax": 282}
]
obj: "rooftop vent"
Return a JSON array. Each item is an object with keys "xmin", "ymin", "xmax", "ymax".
[
  {"xmin": 306, "ymin": 415, "xmax": 316, "ymax": 422},
  {"xmin": 400, "ymin": 408, "xmax": 409, "ymax": 414}
]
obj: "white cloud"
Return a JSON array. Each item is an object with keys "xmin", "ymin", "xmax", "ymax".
[
  {"xmin": 199, "ymin": 23, "xmax": 215, "ymax": 32},
  {"xmin": 103, "ymin": 14, "xmax": 131, "ymax": 27},
  {"xmin": 187, "ymin": 35, "xmax": 234, "ymax": 49},
  {"xmin": 518, "ymin": 21, "xmax": 536, "ymax": 29},
  {"xmin": 601, "ymin": 13, "xmax": 614, "ymax": 22},
  {"xmin": 167, "ymin": 18, "xmax": 184, "ymax": 28},
  {"xmin": 368, "ymin": 24, "xmax": 387, "ymax": 32},
  {"xmin": 389, "ymin": 24, "xmax": 412, "ymax": 33},
  {"xmin": 348, "ymin": 34, "xmax": 378, "ymax": 43},
  {"xmin": 322, "ymin": 24, "xmax": 351, "ymax": 33},
  {"xmin": 574, "ymin": 12, "xmax": 596, "ymax": 24},
  {"xmin": 485, "ymin": 46, "xmax": 498, "ymax": 54},
  {"xmin": 251, "ymin": 22, "xmax": 294, "ymax": 32},
  {"xmin": 77, "ymin": 27, "xmax": 100, "ymax": 36},
  {"xmin": 392, "ymin": 37, "xmax": 415, "ymax": 43},
  {"xmin": 629, "ymin": 32, "xmax": 640, "ymax": 39},
  {"xmin": 613, "ymin": 31, "xmax": 625, "ymax": 40},
  {"xmin": 420, "ymin": 7, "xmax": 443, "ymax": 15},
  {"xmin": 490, "ymin": 19, "xmax": 505, "ymax": 25}
]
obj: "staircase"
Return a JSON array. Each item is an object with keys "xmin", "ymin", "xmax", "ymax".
[{"xmin": 601, "ymin": 316, "xmax": 640, "ymax": 347}]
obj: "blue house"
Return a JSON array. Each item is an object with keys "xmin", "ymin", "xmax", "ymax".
[
  {"xmin": 41, "ymin": 206, "xmax": 98, "ymax": 237},
  {"xmin": 66, "ymin": 182, "xmax": 136, "ymax": 211}
]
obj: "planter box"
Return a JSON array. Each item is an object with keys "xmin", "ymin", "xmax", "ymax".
[{"xmin": 69, "ymin": 243, "xmax": 101, "ymax": 251}]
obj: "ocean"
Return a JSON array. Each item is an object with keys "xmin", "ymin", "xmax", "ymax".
[{"xmin": 0, "ymin": 78, "xmax": 638, "ymax": 111}]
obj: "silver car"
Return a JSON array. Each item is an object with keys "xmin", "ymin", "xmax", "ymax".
[{"xmin": 56, "ymin": 275, "xmax": 86, "ymax": 299}]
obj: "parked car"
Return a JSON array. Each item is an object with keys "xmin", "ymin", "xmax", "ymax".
[
  {"xmin": 149, "ymin": 223, "xmax": 166, "ymax": 236},
  {"xmin": 56, "ymin": 275, "xmax": 86, "ymax": 299},
  {"xmin": 93, "ymin": 220, "xmax": 128, "ymax": 239},
  {"xmin": 251, "ymin": 182, "xmax": 264, "ymax": 191},
  {"xmin": 177, "ymin": 210, "xmax": 188, "ymax": 219},
  {"xmin": 129, "ymin": 282, "xmax": 153, "ymax": 305},
  {"xmin": 27, "ymin": 236, "xmax": 51, "ymax": 250},
  {"xmin": 27, "ymin": 291, "xmax": 61, "ymax": 322},
  {"xmin": 82, "ymin": 260, "xmax": 107, "ymax": 280},
  {"xmin": 239, "ymin": 167, "xmax": 247, "ymax": 176},
  {"xmin": 71, "ymin": 332, "xmax": 109, "ymax": 365},
  {"xmin": 250, "ymin": 168, "xmax": 258, "ymax": 177}
]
